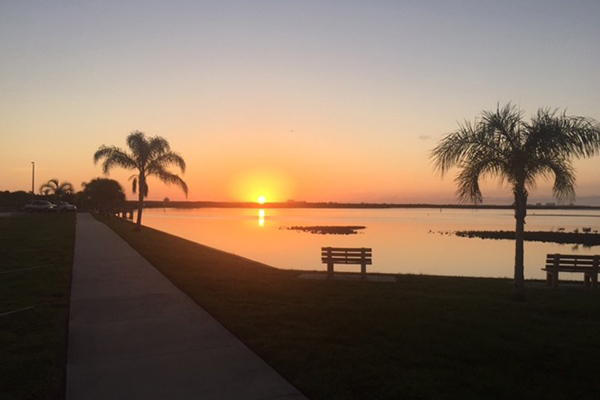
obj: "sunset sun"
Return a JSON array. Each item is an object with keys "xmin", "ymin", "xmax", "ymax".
[{"xmin": 257, "ymin": 195, "xmax": 266, "ymax": 204}]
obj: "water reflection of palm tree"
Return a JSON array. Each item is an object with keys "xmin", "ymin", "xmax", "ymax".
[
  {"xmin": 432, "ymin": 103, "xmax": 600, "ymax": 294},
  {"xmin": 39, "ymin": 179, "xmax": 74, "ymax": 200},
  {"xmin": 94, "ymin": 131, "xmax": 188, "ymax": 228}
]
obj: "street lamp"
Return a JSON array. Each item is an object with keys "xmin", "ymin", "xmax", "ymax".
[{"xmin": 31, "ymin": 161, "xmax": 35, "ymax": 202}]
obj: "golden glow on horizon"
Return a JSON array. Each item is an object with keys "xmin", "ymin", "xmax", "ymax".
[{"xmin": 230, "ymin": 168, "xmax": 293, "ymax": 202}]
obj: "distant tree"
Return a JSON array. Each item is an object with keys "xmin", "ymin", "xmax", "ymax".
[
  {"xmin": 431, "ymin": 103, "xmax": 600, "ymax": 294},
  {"xmin": 0, "ymin": 190, "xmax": 30, "ymax": 209},
  {"xmin": 81, "ymin": 178, "xmax": 126, "ymax": 211},
  {"xmin": 39, "ymin": 179, "xmax": 74, "ymax": 200},
  {"xmin": 93, "ymin": 131, "xmax": 188, "ymax": 228}
]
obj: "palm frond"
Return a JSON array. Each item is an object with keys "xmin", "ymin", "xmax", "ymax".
[
  {"xmin": 149, "ymin": 151, "xmax": 186, "ymax": 173},
  {"xmin": 126, "ymin": 131, "xmax": 150, "ymax": 166},
  {"xmin": 480, "ymin": 103, "xmax": 523, "ymax": 150},
  {"xmin": 525, "ymin": 109, "xmax": 600, "ymax": 160},
  {"xmin": 148, "ymin": 136, "xmax": 170, "ymax": 156},
  {"xmin": 432, "ymin": 117, "xmax": 511, "ymax": 179},
  {"xmin": 527, "ymin": 157, "xmax": 576, "ymax": 202},
  {"xmin": 431, "ymin": 120, "xmax": 479, "ymax": 174},
  {"xmin": 39, "ymin": 178, "xmax": 59, "ymax": 193},
  {"xmin": 59, "ymin": 181, "xmax": 74, "ymax": 194},
  {"xmin": 455, "ymin": 155, "xmax": 507, "ymax": 204},
  {"xmin": 94, "ymin": 146, "xmax": 137, "ymax": 174},
  {"xmin": 149, "ymin": 169, "xmax": 188, "ymax": 196}
]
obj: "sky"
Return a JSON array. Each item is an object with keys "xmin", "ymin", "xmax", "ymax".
[{"xmin": 1, "ymin": 0, "xmax": 599, "ymax": 204}]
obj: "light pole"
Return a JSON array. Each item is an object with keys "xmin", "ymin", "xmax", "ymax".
[{"xmin": 31, "ymin": 161, "xmax": 35, "ymax": 203}]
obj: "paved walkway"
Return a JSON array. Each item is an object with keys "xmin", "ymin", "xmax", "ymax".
[{"xmin": 67, "ymin": 214, "xmax": 307, "ymax": 400}]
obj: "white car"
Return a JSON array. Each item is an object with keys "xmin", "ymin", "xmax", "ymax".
[
  {"xmin": 24, "ymin": 200, "xmax": 57, "ymax": 212},
  {"xmin": 55, "ymin": 201, "xmax": 77, "ymax": 212}
]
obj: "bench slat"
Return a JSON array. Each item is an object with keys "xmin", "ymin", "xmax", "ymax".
[
  {"xmin": 321, "ymin": 249, "xmax": 372, "ymax": 253},
  {"xmin": 545, "ymin": 255, "xmax": 596, "ymax": 261},
  {"xmin": 545, "ymin": 259, "xmax": 596, "ymax": 264},
  {"xmin": 321, "ymin": 259, "xmax": 372, "ymax": 264},
  {"xmin": 321, "ymin": 251, "xmax": 373, "ymax": 257},
  {"xmin": 545, "ymin": 261, "xmax": 595, "ymax": 267},
  {"xmin": 542, "ymin": 267, "xmax": 595, "ymax": 272},
  {"xmin": 321, "ymin": 247, "xmax": 372, "ymax": 252},
  {"xmin": 321, "ymin": 255, "xmax": 372, "ymax": 259},
  {"xmin": 322, "ymin": 255, "xmax": 372, "ymax": 259}
]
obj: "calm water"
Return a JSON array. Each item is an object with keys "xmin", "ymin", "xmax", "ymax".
[{"xmin": 137, "ymin": 207, "xmax": 600, "ymax": 279}]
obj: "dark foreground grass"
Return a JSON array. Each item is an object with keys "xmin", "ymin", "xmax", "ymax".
[
  {"xmin": 0, "ymin": 213, "xmax": 75, "ymax": 400},
  {"xmin": 103, "ymin": 216, "xmax": 600, "ymax": 400}
]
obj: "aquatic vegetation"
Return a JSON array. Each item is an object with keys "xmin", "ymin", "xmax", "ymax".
[
  {"xmin": 284, "ymin": 225, "xmax": 366, "ymax": 235},
  {"xmin": 455, "ymin": 230, "xmax": 600, "ymax": 246}
]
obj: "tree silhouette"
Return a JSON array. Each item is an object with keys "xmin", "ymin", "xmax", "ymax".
[
  {"xmin": 81, "ymin": 178, "xmax": 126, "ymax": 211},
  {"xmin": 39, "ymin": 179, "xmax": 74, "ymax": 200},
  {"xmin": 431, "ymin": 104, "xmax": 600, "ymax": 293},
  {"xmin": 93, "ymin": 131, "xmax": 188, "ymax": 227}
]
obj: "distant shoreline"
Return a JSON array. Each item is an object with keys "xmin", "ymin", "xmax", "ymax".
[{"xmin": 135, "ymin": 200, "xmax": 600, "ymax": 211}]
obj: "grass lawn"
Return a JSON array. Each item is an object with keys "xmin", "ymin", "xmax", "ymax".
[
  {"xmin": 0, "ymin": 213, "xmax": 75, "ymax": 400},
  {"xmin": 102, "ymin": 216, "xmax": 600, "ymax": 400}
]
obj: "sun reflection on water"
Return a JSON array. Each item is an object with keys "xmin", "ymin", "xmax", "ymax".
[{"xmin": 258, "ymin": 209, "xmax": 265, "ymax": 227}]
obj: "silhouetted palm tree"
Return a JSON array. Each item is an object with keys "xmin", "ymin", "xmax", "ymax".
[
  {"xmin": 432, "ymin": 104, "xmax": 600, "ymax": 292},
  {"xmin": 39, "ymin": 179, "xmax": 74, "ymax": 199},
  {"xmin": 94, "ymin": 131, "xmax": 188, "ymax": 227}
]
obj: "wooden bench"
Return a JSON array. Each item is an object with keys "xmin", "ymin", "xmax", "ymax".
[
  {"xmin": 542, "ymin": 254, "xmax": 600, "ymax": 289},
  {"xmin": 321, "ymin": 247, "xmax": 372, "ymax": 279}
]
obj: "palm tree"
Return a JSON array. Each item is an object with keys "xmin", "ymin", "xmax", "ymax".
[
  {"xmin": 431, "ymin": 104, "xmax": 600, "ymax": 292},
  {"xmin": 39, "ymin": 179, "xmax": 74, "ymax": 199},
  {"xmin": 93, "ymin": 131, "xmax": 188, "ymax": 227}
]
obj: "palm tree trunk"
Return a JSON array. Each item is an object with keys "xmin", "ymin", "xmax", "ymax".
[
  {"xmin": 135, "ymin": 174, "xmax": 144, "ymax": 228},
  {"xmin": 513, "ymin": 184, "xmax": 527, "ymax": 292}
]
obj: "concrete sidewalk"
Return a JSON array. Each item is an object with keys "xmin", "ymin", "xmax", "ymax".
[{"xmin": 67, "ymin": 213, "xmax": 307, "ymax": 400}]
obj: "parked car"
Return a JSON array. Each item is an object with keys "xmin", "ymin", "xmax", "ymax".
[
  {"xmin": 55, "ymin": 201, "xmax": 77, "ymax": 212},
  {"xmin": 24, "ymin": 200, "xmax": 57, "ymax": 212}
]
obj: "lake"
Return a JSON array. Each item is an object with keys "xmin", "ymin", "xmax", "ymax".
[{"xmin": 136, "ymin": 207, "xmax": 600, "ymax": 280}]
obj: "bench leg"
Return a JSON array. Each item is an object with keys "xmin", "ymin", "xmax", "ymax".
[
  {"xmin": 327, "ymin": 262, "xmax": 334, "ymax": 279},
  {"xmin": 361, "ymin": 263, "xmax": 366, "ymax": 280},
  {"xmin": 546, "ymin": 272, "xmax": 552, "ymax": 287},
  {"xmin": 584, "ymin": 273, "xmax": 591, "ymax": 288},
  {"xmin": 593, "ymin": 258, "xmax": 599, "ymax": 290},
  {"xmin": 552, "ymin": 270, "xmax": 559, "ymax": 289}
]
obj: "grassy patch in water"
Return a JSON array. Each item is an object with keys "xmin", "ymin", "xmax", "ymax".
[
  {"xmin": 456, "ymin": 230, "xmax": 600, "ymax": 246},
  {"xmin": 285, "ymin": 225, "xmax": 366, "ymax": 235}
]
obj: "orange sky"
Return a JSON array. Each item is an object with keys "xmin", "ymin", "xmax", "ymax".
[{"xmin": 1, "ymin": 2, "xmax": 600, "ymax": 205}]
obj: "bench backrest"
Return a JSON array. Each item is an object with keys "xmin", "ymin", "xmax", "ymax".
[
  {"xmin": 321, "ymin": 247, "xmax": 372, "ymax": 265},
  {"xmin": 546, "ymin": 254, "xmax": 599, "ymax": 269}
]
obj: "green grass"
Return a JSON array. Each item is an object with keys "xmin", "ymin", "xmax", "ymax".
[
  {"xmin": 0, "ymin": 213, "xmax": 75, "ymax": 400},
  {"xmin": 102, "ymin": 216, "xmax": 600, "ymax": 400}
]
